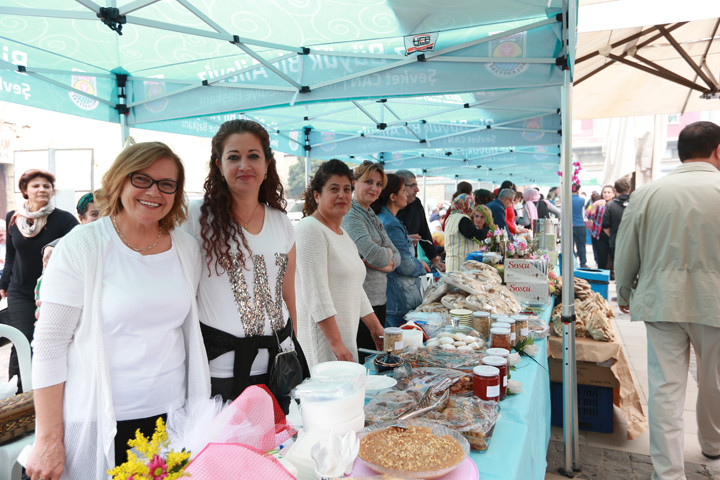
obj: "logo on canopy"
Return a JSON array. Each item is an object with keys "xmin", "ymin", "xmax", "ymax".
[
  {"xmin": 143, "ymin": 80, "xmax": 168, "ymax": 113},
  {"xmin": 521, "ymin": 118, "xmax": 544, "ymax": 141},
  {"xmin": 486, "ymin": 33, "xmax": 529, "ymax": 78},
  {"xmin": 288, "ymin": 130, "xmax": 300, "ymax": 152},
  {"xmin": 404, "ymin": 32, "xmax": 438, "ymax": 56},
  {"xmin": 319, "ymin": 132, "xmax": 336, "ymax": 153},
  {"xmin": 69, "ymin": 73, "xmax": 99, "ymax": 111}
]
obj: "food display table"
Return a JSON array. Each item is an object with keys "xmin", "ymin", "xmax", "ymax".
[{"xmin": 469, "ymin": 301, "xmax": 552, "ymax": 480}]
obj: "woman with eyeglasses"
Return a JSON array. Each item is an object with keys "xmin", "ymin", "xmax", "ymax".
[
  {"xmin": 295, "ymin": 160, "xmax": 384, "ymax": 367},
  {"xmin": 341, "ymin": 161, "xmax": 400, "ymax": 362},
  {"xmin": 0, "ymin": 169, "xmax": 77, "ymax": 389},
  {"xmin": 183, "ymin": 119, "xmax": 308, "ymax": 413},
  {"xmin": 373, "ymin": 174, "xmax": 429, "ymax": 327},
  {"xmin": 26, "ymin": 142, "xmax": 210, "ymax": 480}
]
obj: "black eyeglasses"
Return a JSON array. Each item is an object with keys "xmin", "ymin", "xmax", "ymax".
[{"xmin": 128, "ymin": 172, "xmax": 179, "ymax": 194}]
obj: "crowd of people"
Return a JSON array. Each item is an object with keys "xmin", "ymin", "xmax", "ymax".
[{"xmin": 1, "ymin": 119, "xmax": 717, "ymax": 480}]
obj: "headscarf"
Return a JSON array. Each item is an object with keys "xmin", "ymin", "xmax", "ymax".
[
  {"xmin": 522, "ymin": 188, "xmax": 541, "ymax": 222},
  {"xmin": 10, "ymin": 198, "xmax": 56, "ymax": 238},
  {"xmin": 76, "ymin": 192, "xmax": 94, "ymax": 217},
  {"xmin": 450, "ymin": 193, "xmax": 474, "ymax": 216}
]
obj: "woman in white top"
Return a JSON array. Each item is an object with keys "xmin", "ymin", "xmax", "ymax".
[
  {"xmin": 184, "ymin": 119, "xmax": 308, "ymax": 413},
  {"xmin": 295, "ymin": 160, "xmax": 384, "ymax": 367},
  {"xmin": 26, "ymin": 142, "xmax": 210, "ymax": 480}
]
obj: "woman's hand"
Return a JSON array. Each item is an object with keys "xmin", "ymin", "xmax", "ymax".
[
  {"xmin": 26, "ymin": 436, "xmax": 65, "ymax": 480},
  {"xmin": 422, "ymin": 261, "xmax": 431, "ymax": 273},
  {"xmin": 330, "ymin": 340, "xmax": 354, "ymax": 361},
  {"xmin": 408, "ymin": 234, "xmax": 421, "ymax": 246},
  {"xmin": 0, "ymin": 289, "xmax": 6, "ymax": 299},
  {"xmin": 431, "ymin": 257, "xmax": 445, "ymax": 272}
]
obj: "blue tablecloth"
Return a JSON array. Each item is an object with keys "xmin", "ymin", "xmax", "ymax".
[{"xmin": 469, "ymin": 302, "xmax": 552, "ymax": 480}]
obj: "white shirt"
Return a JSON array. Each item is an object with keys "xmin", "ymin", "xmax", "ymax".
[
  {"xmin": 185, "ymin": 202, "xmax": 295, "ymax": 377},
  {"xmin": 100, "ymin": 219, "xmax": 189, "ymax": 420}
]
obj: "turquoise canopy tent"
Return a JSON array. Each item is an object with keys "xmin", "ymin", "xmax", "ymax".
[
  {"xmin": 0, "ymin": 0, "xmax": 571, "ymax": 182},
  {"xmin": 0, "ymin": 1, "xmax": 582, "ymax": 472}
]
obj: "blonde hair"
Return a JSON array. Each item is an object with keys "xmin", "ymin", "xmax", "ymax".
[
  {"xmin": 353, "ymin": 161, "xmax": 387, "ymax": 188},
  {"xmin": 95, "ymin": 142, "xmax": 186, "ymax": 231},
  {"xmin": 472, "ymin": 204, "xmax": 495, "ymax": 231}
]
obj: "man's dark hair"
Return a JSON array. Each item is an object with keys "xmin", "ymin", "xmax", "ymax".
[
  {"xmin": 677, "ymin": 121, "xmax": 720, "ymax": 161},
  {"xmin": 614, "ymin": 177, "xmax": 631, "ymax": 194},
  {"xmin": 474, "ymin": 188, "xmax": 494, "ymax": 205},
  {"xmin": 500, "ymin": 180, "xmax": 516, "ymax": 191}
]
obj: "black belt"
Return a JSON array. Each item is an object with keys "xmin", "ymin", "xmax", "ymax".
[{"xmin": 200, "ymin": 319, "xmax": 293, "ymax": 399}]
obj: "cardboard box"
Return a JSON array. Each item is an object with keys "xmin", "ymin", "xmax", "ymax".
[
  {"xmin": 505, "ymin": 281, "xmax": 549, "ymax": 303},
  {"xmin": 548, "ymin": 357, "xmax": 619, "ymax": 388},
  {"xmin": 504, "ymin": 259, "xmax": 548, "ymax": 282}
]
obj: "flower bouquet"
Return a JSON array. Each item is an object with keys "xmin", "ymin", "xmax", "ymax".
[
  {"xmin": 484, "ymin": 227, "xmax": 510, "ymax": 255},
  {"xmin": 108, "ymin": 417, "xmax": 190, "ymax": 480}
]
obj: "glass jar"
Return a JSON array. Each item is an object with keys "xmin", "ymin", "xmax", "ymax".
[
  {"xmin": 489, "ymin": 327, "xmax": 512, "ymax": 350},
  {"xmin": 383, "ymin": 327, "xmax": 404, "ymax": 355},
  {"xmin": 503, "ymin": 317, "xmax": 517, "ymax": 346},
  {"xmin": 472, "ymin": 311, "xmax": 491, "ymax": 340},
  {"xmin": 473, "ymin": 365, "xmax": 500, "ymax": 401},
  {"xmin": 512, "ymin": 315, "xmax": 530, "ymax": 343},
  {"xmin": 482, "ymin": 355, "xmax": 509, "ymax": 400}
]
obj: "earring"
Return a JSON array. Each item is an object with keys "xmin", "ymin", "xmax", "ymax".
[{"xmin": 264, "ymin": 173, "xmax": 268, "ymax": 180}]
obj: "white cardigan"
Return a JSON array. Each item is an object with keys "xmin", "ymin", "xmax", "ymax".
[{"xmin": 35, "ymin": 218, "xmax": 211, "ymax": 479}]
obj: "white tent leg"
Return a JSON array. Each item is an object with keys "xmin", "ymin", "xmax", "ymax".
[
  {"xmin": 560, "ymin": 65, "xmax": 580, "ymax": 476},
  {"xmin": 422, "ymin": 169, "xmax": 427, "ymax": 207}
]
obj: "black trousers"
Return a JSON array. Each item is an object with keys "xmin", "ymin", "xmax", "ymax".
[
  {"xmin": 115, "ymin": 413, "xmax": 167, "ymax": 466},
  {"xmin": 6, "ymin": 295, "xmax": 36, "ymax": 390},
  {"xmin": 357, "ymin": 304, "xmax": 386, "ymax": 364},
  {"xmin": 591, "ymin": 231, "xmax": 611, "ymax": 270}
]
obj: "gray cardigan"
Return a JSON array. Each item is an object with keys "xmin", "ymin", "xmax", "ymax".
[{"xmin": 341, "ymin": 199, "xmax": 401, "ymax": 306}]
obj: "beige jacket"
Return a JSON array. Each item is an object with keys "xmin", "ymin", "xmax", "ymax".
[
  {"xmin": 445, "ymin": 213, "xmax": 477, "ymax": 272},
  {"xmin": 615, "ymin": 161, "xmax": 720, "ymax": 327}
]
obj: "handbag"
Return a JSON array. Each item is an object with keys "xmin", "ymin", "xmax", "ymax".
[{"xmin": 267, "ymin": 328, "xmax": 304, "ymax": 401}]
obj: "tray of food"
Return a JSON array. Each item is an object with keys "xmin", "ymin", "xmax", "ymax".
[
  {"xmin": 357, "ymin": 419, "xmax": 469, "ymax": 479},
  {"xmin": 394, "ymin": 367, "xmax": 473, "ymax": 396}
]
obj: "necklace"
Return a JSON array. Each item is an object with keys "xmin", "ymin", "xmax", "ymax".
[
  {"xmin": 236, "ymin": 202, "xmax": 261, "ymax": 230},
  {"xmin": 111, "ymin": 215, "xmax": 162, "ymax": 252}
]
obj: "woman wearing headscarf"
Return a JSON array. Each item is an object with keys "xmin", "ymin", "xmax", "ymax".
[
  {"xmin": 0, "ymin": 169, "xmax": 77, "ymax": 386},
  {"xmin": 518, "ymin": 188, "xmax": 561, "ymax": 230},
  {"xmin": 183, "ymin": 119, "xmax": 308, "ymax": 412},
  {"xmin": 26, "ymin": 142, "xmax": 210, "ymax": 479},
  {"xmin": 373, "ymin": 174, "xmax": 429, "ymax": 327},
  {"xmin": 441, "ymin": 181, "xmax": 473, "ymax": 230},
  {"xmin": 444, "ymin": 194, "xmax": 490, "ymax": 272}
]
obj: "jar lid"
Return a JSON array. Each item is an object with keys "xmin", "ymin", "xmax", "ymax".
[
  {"xmin": 482, "ymin": 355, "xmax": 508, "ymax": 367},
  {"xmin": 472, "ymin": 311, "xmax": 490, "ymax": 317},
  {"xmin": 503, "ymin": 318, "xmax": 516, "ymax": 324},
  {"xmin": 490, "ymin": 327, "xmax": 511, "ymax": 335},
  {"xmin": 449, "ymin": 308, "xmax": 472, "ymax": 316},
  {"xmin": 473, "ymin": 365, "xmax": 500, "ymax": 377},
  {"xmin": 492, "ymin": 322, "xmax": 511, "ymax": 329},
  {"xmin": 384, "ymin": 327, "xmax": 403, "ymax": 334},
  {"xmin": 485, "ymin": 347, "xmax": 510, "ymax": 357},
  {"xmin": 512, "ymin": 314, "xmax": 530, "ymax": 321},
  {"xmin": 489, "ymin": 313, "xmax": 506, "ymax": 320}
]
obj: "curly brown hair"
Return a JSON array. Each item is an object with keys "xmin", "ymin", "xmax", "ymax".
[
  {"xmin": 200, "ymin": 119, "xmax": 286, "ymax": 274},
  {"xmin": 300, "ymin": 159, "xmax": 353, "ymax": 217}
]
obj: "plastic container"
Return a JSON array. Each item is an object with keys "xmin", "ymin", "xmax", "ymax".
[
  {"xmin": 489, "ymin": 327, "xmax": 512, "ymax": 350},
  {"xmin": 550, "ymin": 382, "xmax": 614, "ymax": 433},
  {"xmin": 401, "ymin": 328, "xmax": 423, "ymax": 350},
  {"xmin": 472, "ymin": 365, "xmax": 500, "ymax": 401},
  {"xmin": 311, "ymin": 361, "xmax": 367, "ymax": 386},
  {"xmin": 384, "ymin": 327, "xmax": 404, "ymax": 354},
  {"xmin": 482, "ymin": 356, "xmax": 508, "ymax": 400}
]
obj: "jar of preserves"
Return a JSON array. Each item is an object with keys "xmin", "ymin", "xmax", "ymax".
[
  {"xmin": 472, "ymin": 311, "xmax": 491, "ymax": 339},
  {"xmin": 482, "ymin": 355, "xmax": 509, "ymax": 400},
  {"xmin": 473, "ymin": 365, "xmax": 500, "ymax": 401},
  {"xmin": 503, "ymin": 317, "xmax": 517, "ymax": 346},
  {"xmin": 485, "ymin": 347, "xmax": 510, "ymax": 359},
  {"xmin": 489, "ymin": 327, "xmax": 512, "ymax": 350}
]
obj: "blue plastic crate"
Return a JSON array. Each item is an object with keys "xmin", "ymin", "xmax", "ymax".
[
  {"xmin": 550, "ymin": 381, "xmax": 614, "ymax": 433},
  {"xmin": 575, "ymin": 268, "xmax": 610, "ymax": 300}
]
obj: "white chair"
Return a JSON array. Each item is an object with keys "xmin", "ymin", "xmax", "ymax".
[{"xmin": 0, "ymin": 324, "xmax": 35, "ymax": 480}]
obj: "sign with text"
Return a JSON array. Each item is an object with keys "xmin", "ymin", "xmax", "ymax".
[{"xmin": 504, "ymin": 259, "xmax": 548, "ymax": 282}]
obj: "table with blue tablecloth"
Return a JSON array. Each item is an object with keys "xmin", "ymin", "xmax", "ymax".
[{"xmin": 470, "ymin": 302, "xmax": 551, "ymax": 480}]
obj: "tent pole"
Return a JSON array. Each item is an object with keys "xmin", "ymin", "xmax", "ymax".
[
  {"xmin": 560, "ymin": 5, "xmax": 580, "ymax": 477},
  {"xmin": 303, "ymin": 127, "xmax": 312, "ymax": 187},
  {"xmin": 116, "ymin": 74, "xmax": 130, "ymax": 146},
  {"xmin": 422, "ymin": 169, "xmax": 427, "ymax": 208}
]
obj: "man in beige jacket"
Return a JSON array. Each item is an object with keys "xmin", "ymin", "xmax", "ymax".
[{"xmin": 615, "ymin": 121, "xmax": 720, "ymax": 479}]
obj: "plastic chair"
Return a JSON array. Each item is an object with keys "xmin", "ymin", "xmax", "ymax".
[{"xmin": 0, "ymin": 324, "xmax": 34, "ymax": 480}]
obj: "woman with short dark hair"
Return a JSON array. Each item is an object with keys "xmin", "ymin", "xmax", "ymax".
[{"xmin": 0, "ymin": 169, "xmax": 77, "ymax": 385}]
